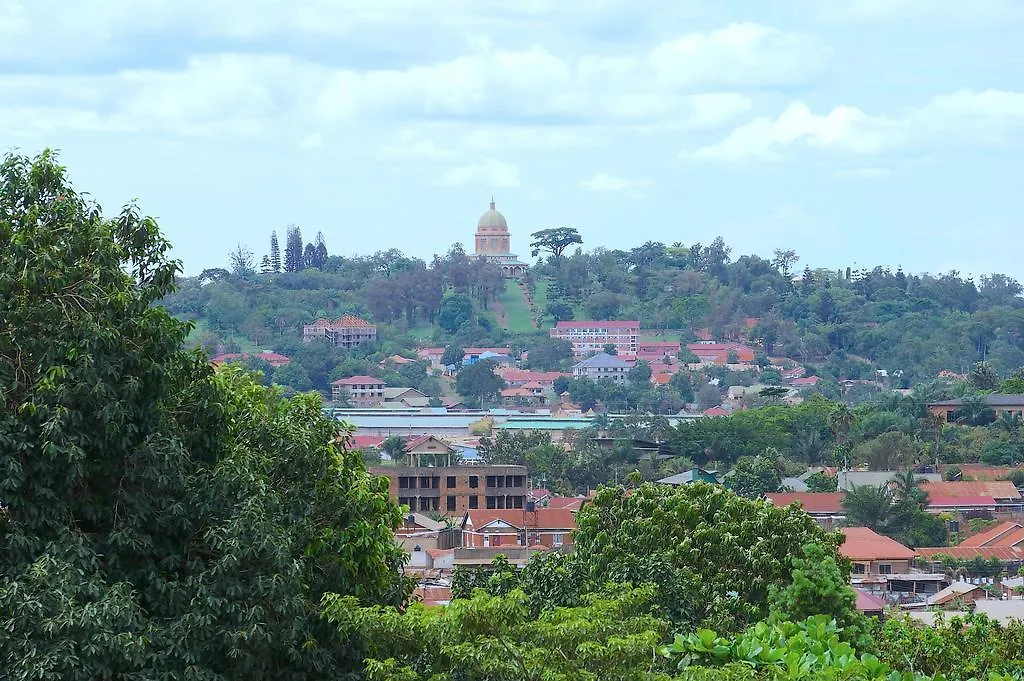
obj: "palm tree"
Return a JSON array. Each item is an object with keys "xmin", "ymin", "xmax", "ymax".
[
  {"xmin": 827, "ymin": 404, "xmax": 855, "ymax": 470},
  {"xmin": 841, "ymin": 483, "xmax": 894, "ymax": 532}
]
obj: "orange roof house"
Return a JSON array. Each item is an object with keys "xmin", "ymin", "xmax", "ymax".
[
  {"xmin": 920, "ymin": 481, "xmax": 1021, "ymax": 501},
  {"xmin": 917, "ymin": 521, "xmax": 1024, "ymax": 562},
  {"xmin": 840, "ymin": 527, "xmax": 916, "ymax": 575}
]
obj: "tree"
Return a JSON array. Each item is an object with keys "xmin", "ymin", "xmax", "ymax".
[
  {"xmin": 438, "ymin": 293, "xmax": 473, "ymax": 333},
  {"xmin": 768, "ymin": 543, "xmax": 871, "ymax": 648},
  {"xmin": 629, "ymin": 360, "xmax": 652, "ymax": 385},
  {"xmin": 325, "ymin": 586, "xmax": 671, "ymax": 681},
  {"xmin": 529, "ymin": 226, "xmax": 583, "ymax": 263},
  {"xmin": 828, "ymin": 404, "xmax": 855, "ymax": 468},
  {"xmin": 0, "ymin": 151, "xmax": 408, "ymax": 679},
  {"xmin": 570, "ymin": 482, "xmax": 844, "ymax": 630},
  {"xmin": 312, "ymin": 231, "xmax": 328, "ymax": 270},
  {"xmin": 772, "ymin": 248, "xmax": 800, "ymax": 277},
  {"xmin": 272, "ymin": 362, "xmax": 313, "ymax": 391},
  {"xmin": 728, "ymin": 455, "xmax": 782, "ymax": 498},
  {"xmin": 269, "ymin": 229, "xmax": 281, "ymax": 272},
  {"xmin": 440, "ymin": 344, "xmax": 465, "ymax": 368},
  {"xmin": 259, "ymin": 254, "xmax": 272, "ymax": 274},
  {"xmin": 455, "ymin": 359, "xmax": 506, "ymax": 406},
  {"xmin": 229, "ymin": 242, "xmax": 255, "ymax": 276},
  {"xmin": 603, "ymin": 343, "xmax": 618, "ymax": 355},
  {"xmin": 805, "ymin": 471, "xmax": 839, "ymax": 492},
  {"xmin": 841, "ymin": 484, "xmax": 895, "ymax": 532},
  {"xmin": 525, "ymin": 337, "xmax": 572, "ymax": 371},
  {"xmin": 284, "ymin": 224, "xmax": 304, "ymax": 272},
  {"xmin": 969, "ymin": 361, "xmax": 1001, "ymax": 391}
]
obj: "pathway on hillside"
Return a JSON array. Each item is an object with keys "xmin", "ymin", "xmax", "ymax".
[
  {"xmin": 492, "ymin": 296, "xmax": 509, "ymax": 331},
  {"xmin": 518, "ymin": 280, "xmax": 538, "ymax": 330}
]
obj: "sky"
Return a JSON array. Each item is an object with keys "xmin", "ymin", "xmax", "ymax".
[{"xmin": 3, "ymin": 0, "xmax": 1023, "ymax": 278}]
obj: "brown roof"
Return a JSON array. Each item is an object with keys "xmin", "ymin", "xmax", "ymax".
[
  {"xmin": 855, "ymin": 589, "xmax": 886, "ymax": 613},
  {"xmin": 955, "ymin": 465, "xmax": 1024, "ymax": 481},
  {"xmin": 960, "ymin": 521, "xmax": 1024, "ymax": 547},
  {"xmin": 465, "ymin": 508, "xmax": 577, "ymax": 531},
  {"xmin": 840, "ymin": 527, "xmax": 917, "ymax": 561},
  {"xmin": 403, "ymin": 434, "xmax": 454, "ymax": 453},
  {"xmin": 916, "ymin": 546, "xmax": 1024, "ymax": 561},
  {"xmin": 767, "ymin": 492, "xmax": 846, "ymax": 514},
  {"xmin": 331, "ymin": 375, "xmax": 385, "ymax": 385},
  {"xmin": 921, "ymin": 481, "xmax": 1021, "ymax": 500}
]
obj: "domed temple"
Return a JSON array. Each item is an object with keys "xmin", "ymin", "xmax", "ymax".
[{"xmin": 473, "ymin": 198, "xmax": 528, "ymax": 278}]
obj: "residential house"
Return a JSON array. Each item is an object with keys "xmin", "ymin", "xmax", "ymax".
[
  {"xmin": 928, "ymin": 394, "xmax": 1024, "ymax": 423},
  {"xmin": 550, "ymin": 320, "xmax": 640, "ymax": 358},
  {"xmin": 917, "ymin": 520, "xmax": 1024, "ymax": 567},
  {"xmin": 841, "ymin": 527, "xmax": 917, "ymax": 576},
  {"xmin": 499, "ymin": 369, "xmax": 567, "ymax": 391},
  {"xmin": 657, "ymin": 468, "xmax": 720, "ymax": 486},
  {"xmin": 791, "ymin": 376, "xmax": 822, "ymax": 388},
  {"xmin": 500, "ymin": 382, "xmax": 549, "ymax": 406},
  {"xmin": 371, "ymin": 463, "xmax": 527, "ymax": 516},
  {"xmin": 836, "ymin": 470, "xmax": 941, "ymax": 492},
  {"xmin": 397, "ymin": 512, "xmax": 460, "ymax": 565},
  {"xmin": 331, "ymin": 375, "xmax": 386, "ymax": 406},
  {"xmin": 303, "ymin": 314, "xmax": 377, "ymax": 348},
  {"xmin": 210, "ymin": 351, "xmax": 290, "ymax": 367},
  {"xmin": 383, "ymin": 387, "xmax": 432, "ymax": 408},
  {"xmin": 766, "ymin": 492, "xmax": 846, "ymax": 530},
  {"xmin": 402, "ymin": 435, "xmax": 461, "ymax": 467},
  {"xmin": 636, "ymin": 340, "xmax": 681, "ymax": 361},
  {"xmin": 924, "ymin": 581, "xmax": 987, "ymax": 609},
  {"xmin": 855, "ymin": 590, "xmax": 886, "ymax": 617},
  {"xmin": 685, "ymin": 341, "xmax": 757, "ymax": 366},
  {"xmin": 461, "ymin": 508, "xmax": 577, "ymax": 549},
  {"xmin": 572, "ymin": 352, "xmax": 632, "ymax": 383}
]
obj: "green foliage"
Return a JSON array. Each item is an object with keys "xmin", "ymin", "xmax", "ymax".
[
  {"xmin": 0, "ymin": 151, "xmax": 408, "ymax": 680},
  {"xmin": 325, "ymin": 585, "xmax": 673, "ymax": 681},
  {"xmin": 454, "ymin": 358, "xmax": 506, "ymax": 406},
  {"xmin": 440, "ymin": 343, "xmax": 465, "ymax": 367},
  {"xmin": 727, "ymin": 456, "xmax": 782, "ymax": 498},
  {"xmin": 768, "ymin": 544, "xmax": 872, "ymax": 650},
  {"xmin": 438, "ymin": 293, "xmax": 474, "ymax": 332},
  {"xmin": 570, "ymin": 483, "xmax": 843, "ymax": 631},
  {"xmin": 875, "ymin": 614, "xmax": 1024, "ymax": 681},
  {"xmin": 530, "ymin": 226, "xmax": 584, "ymax": 262},
  {"xmin": 805, "ymin": 471, "xmax": 839, "ymax": 492},
  {"xmin": 525, "ymin": 336, "xmax": 573, "ymax": 370}
]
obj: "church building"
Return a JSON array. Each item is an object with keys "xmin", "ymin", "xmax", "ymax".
[{"xmin": 473, "ymin": 198, "xmax": 528, "ymax": 278}]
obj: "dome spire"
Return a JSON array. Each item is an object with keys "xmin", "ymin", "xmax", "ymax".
[{"xmin": 490, "ymin": 196, "xmax": 495, "ymax": 210}]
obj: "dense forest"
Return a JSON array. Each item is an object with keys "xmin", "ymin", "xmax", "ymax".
[{"xmin": 164, "ymin": 230, "xmax": 1024, "ymax": 397}]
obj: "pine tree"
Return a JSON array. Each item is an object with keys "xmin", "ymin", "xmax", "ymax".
[
  {"xmin": 303, "ymin": 242, "xmax": 317, "ymax": 270},
  {"xmin": 284, "ymin": 225, "xmax": 303, "ymax": 272},
  {"xmin": 313, "ymin": 231, "xmax": 328, "ymax": 270},
  {"xmin": 260, "ymin": 254, "xmax": 272, "ymax": 274},
  {"xmin": 270, "ymin": 230, "xmax": 281, "ymax": 272}
]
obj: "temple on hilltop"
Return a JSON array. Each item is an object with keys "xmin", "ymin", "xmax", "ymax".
[{"xmin": 472, "ymin": 198, "xmax": 528, "ymax": 278}]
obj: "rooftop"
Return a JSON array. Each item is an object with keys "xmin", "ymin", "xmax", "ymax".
[
  {"xmin": 332, "ymin": 375, "xmax": 386, "ymax": 386},
  {"xmin": 465, "ymin": 508, "xmax": 577, "ymax": 530},
  {"xmin": 840, "ymin": 527, "xmax": 917, "ymax": 561},
  {"xmin": 920, "ymin": 480, "xmax": 1021, "ymax": 500},
  {"xmin": 929, "ymin": 394, "xmax": 1024, "ymax": 407},
  {"xmin": 573, "ymin": 352, "xmax": 632, "ymax": 369},
  {"xmin": 554, "ymin": 320, "xmax": 639, "ymax": 329}
]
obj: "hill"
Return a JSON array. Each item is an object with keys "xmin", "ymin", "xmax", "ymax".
[{"xmin": 160, "ymin": 234, "xmax": 1024, "ymax": 405}]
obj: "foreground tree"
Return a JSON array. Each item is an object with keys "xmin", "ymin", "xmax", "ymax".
[
  {"xmin": 0, "ymin": 151, "xmax": 407, "ymax": 679},
  {"xmin": 570, "ymin": 482, "xmax": 843, "ymax": 631}
]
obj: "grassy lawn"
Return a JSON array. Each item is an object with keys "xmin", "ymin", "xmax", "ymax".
[
  {"xmin": 499, "ymin": 279, "xmax": 536, "ymax": 333},
  {"xmin": 530, "ymin": 277, "xmax": 551, "ymax": 328}
]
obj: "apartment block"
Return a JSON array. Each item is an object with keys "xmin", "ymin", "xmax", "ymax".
[
  {"xmin": 371, "ymin": 464, "xmax": 528, "ymax": 516},
  {"xmin": 550, "ymin": 320, "xmax": 639, "ymax": 357}
]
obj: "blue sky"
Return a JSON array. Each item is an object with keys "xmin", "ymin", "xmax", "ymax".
[{"xmin": 3, "ymin": 0, "xmax": 1023, "ymax": 277}]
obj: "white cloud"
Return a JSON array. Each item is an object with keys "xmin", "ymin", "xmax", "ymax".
[
  {"xmin": 437, "ymin": 158, "xmax": 520, "ymax": 187},
  {"xmin": 579, "ymin": 172, "xmax": 654, "ymax": 192},
  {"xmin": 810, "ymin": 0, "xmax": 1024, "ymax": 23},
  {"xmin": 687, "ymin": 89, "xmax": 1024, "ymax": 162}
]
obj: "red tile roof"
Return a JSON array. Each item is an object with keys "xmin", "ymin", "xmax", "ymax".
[
  {"xmin": 403, "ymin": 435, "xmax": 453, "ymax": 452},
  {"xmin": 652, "ymin": 373, "xmax": 673, "ymax": 385},
  {"xmin": 702, "ymin": 407, "xmax": 728, "ymax": 416},
  {"xmin": 767, "ymin": 492, "xmax": 846, "ymax": 514},
  {"xmin": 791, "ymin": 376, "xmax": 822, "ymax": 387},
  {"xmin": 210, "ymin": 351, "xmax": 291, "ymax": 366},
  {"xmin": 546, "ymin": 496, "xmax": 586, "ymax": 511},
  {"xmin": 921, "ymin": 481, "xmax": 1021, "ymax": 500},
  {"xmin": 916, "ymin": 546, "xmax": 1024, "ymax": 561},
  {"xmin": 960, "ymin": 521, "xmax": 1024, "ymax": 547},
  {"xmin": 840, "ymin": 527, "xmax": 917, "ymax": 561},
  {"xmin": 500, "ymin": 370, "xmax": 566, "ymax": 383},
  {"xmin": 926, "ymin": 496, "xmax": 997, "ymax": 509},
  {"xmin": 331, "ymin": 375, "xmax": 386, "ymax": 385},
  {"xmin": 465, "ymin": 508, "xmax": 577, "ymax": 531},
  {"xmin": 955, "ymin": 465, "xmax": 1024, "ymax": 481},
  {"xmin": 855, "ymin": 589, "xmax": 886, "ymax": 613},
  {"xmin": 553, "ymin": 320, "xmax": 640, "ymax": 329}
]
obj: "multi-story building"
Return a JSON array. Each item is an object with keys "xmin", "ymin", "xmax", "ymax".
[
  {"xmin": 371, "ymin": 463, "xmax": 527, "ymax": 516},
  {"xmin": 550, "ymin": 320, "xmax": 639, "ymax": 357},
  {"xmin": 461, "ymin": 508, "xmax": 577, "ymax": 549},
  {"xmin": 572, "ymin": 352, "xmax": 632, "ymax": 383},
  {"xmin": 331, "ymin": 375, "xmax": 386, "ymax": 406},
  {"xmin": 303, "ymin": 314, "xmax": 377, "ymax": 348}
]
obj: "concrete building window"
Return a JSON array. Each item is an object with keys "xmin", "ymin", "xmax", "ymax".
[
  {"xmin": 446, "ymin": 476, "xmax": 456, "ymax": 488},
  {"xmin": 486, "ymin": 496, "xmax": 496, "ymax": 509},
  {"xmin": 505, "ymin": 475, "xmax": 514, "ymax": 487},
  {"xmin": 469, "ymin": 495, "xmax": 478, "ymax": 509},
  {"xmin": 419, "ymin": 476, "xmax": 431, "ymax": 488},
  {"xmin": 552, "ymin": 533, "xmax": 565, "ymax": 547},
  {"xmin": 853, "ymin": 563, "xmax": 866, "ymax": 574},
  {"xmin": 512, "ymin": 496, "xmax": 523, "ymax": 509},
  {"xmin": 513, "ymin": 476, "xmax": 525, "ymax": 487},
  {"xmin": 446, "ymin": 496, "xmax": 456, "ymax": 511},
  {"xmin": 878, "ymin": 563, "xmax": 892, "ymax": 575},
  {"xmin": 486, "ymin": 476, "xmax": 495, "ymax": 488},
  {"xmin": 469, "ymin": 476, "xmax": 479, "ymax": 488},
  {"xmin": 431, "ymin": 476, "xmax": 440, "ymax": 489}
]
